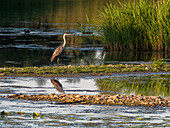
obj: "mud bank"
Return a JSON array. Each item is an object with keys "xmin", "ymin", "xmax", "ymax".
[{"xmin": 3, "ymin": 93, "xmax": 170, "ymax": 107}]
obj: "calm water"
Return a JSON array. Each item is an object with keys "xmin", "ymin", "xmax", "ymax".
[
  {"xmin": 0, "ymin": 73, "xmax": 169, "ymax": 97},
  {"xmin": 0, "ymin": 1, "xmax": 170, "ymax": 127},
  {"xmin": 0, "ymin": 0, "xmax": 169, "ymax": 67},
  {"xmin": 0, "ymin": 73, "xmax": 170, "ymax": 127},
  {"xmin": 0, "ymin": 35, "xmax": 169, "ymax": 67},
  {"xmin": 0, "ymin": 0, "xmax": 109, "ymax": 29}
]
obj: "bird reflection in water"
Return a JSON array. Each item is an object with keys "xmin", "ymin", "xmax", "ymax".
[{"xmin": 50, "ymin": 79, "xmax": 65, "ymax": 93}]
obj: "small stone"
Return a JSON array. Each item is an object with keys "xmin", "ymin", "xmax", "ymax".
[
  {"xmin": 3, "ymin": 93, "xmax": 169, "ymax": 107},
  {"xmin": 20, "ymin": 95, "xmax": 25, "ymax": 98},
  {"xmin": 13, "ymin": 94, "xmax": 17, "ymax": 97},
  {"xmin": 145, "ymin": 67, "xmax": 148, "ymax": 70}
]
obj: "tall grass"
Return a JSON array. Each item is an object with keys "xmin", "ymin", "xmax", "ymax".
[{"xmin": 98, "ymin": 0, "xmax": 170, "ymax": 52}]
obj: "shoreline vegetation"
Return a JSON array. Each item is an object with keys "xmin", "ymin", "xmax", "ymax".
[
  {"xmin": 98, "ymin": 0, "xmax": 170, "ymax": 52},
  {"xmin": 0, "ymin": 62, "xmax": 169, "ymax": 77},
  {"xmin": 1, "ymin": 63, "xmax": 170, "ymax": 107},
  {"xmin": 0, "ymin": 0, "xmax": 170, "ymax": 108}
]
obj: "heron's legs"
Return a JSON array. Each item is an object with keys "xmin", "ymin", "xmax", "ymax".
[{"xmin": 57, "ymin": 58, "xmax": 59, "ymax": 66}]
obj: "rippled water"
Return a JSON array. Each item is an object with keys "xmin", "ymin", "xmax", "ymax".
[
  {"xmin": 0, "ymin": 0, "xmax": 170, "ymax": 127},
  {"xmin": 0, "ymin": 32, "xmax": 169, "ymax": 67},
  {"xmin": 1, "ymin": 100, "xmax": 169, "ymax": 127},
  {"xmin": 0, "ymin": 73, "xmax": 170, "ymax": 127},
  {"xmin": 0, "ymin": 0, "xmax": 169, "ymax": 67}
]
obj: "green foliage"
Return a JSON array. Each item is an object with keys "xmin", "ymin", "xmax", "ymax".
[
  {"xmin": 151, "ymin": 58, "xmax": 165, "ymax": 69},
  {"xmin": 33, "ymin": 112, "xmax": 44, "ymax": 119},
  {"xmin": 0, "ymin": 63, "xmax": 169, "ymax": 77},
  {"xmin": 77, "ymin": 13, "xmax": 95, "ymax": 34},
  {"xmin": 98, "ymin": 0, "xmax": 170, "ymax": 51}
]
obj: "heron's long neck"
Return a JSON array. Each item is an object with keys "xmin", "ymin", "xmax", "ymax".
[{"xmin": 63, "ymin": 35, "xmax": 66, "ymax": 47}]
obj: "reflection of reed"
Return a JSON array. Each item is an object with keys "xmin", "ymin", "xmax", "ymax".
[
  {"xmin": 103, "ymin": 51, "xmax": 168, "ymax": 62},
  {"xmin": 96, "ymin": 74, "xmax": 170, "ymax": 97},
  {"xmin": 50, "ymin": 79, "xmax": 65, "ymax": 93},
  {"xmin": 0, "ymin": 0, "xmax": 110, "ymax": 28}
]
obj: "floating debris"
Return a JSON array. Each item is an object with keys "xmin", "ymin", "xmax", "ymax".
[
  {"xmin": 3, "ymin": 93, "xmax": 170, "ymax": 107},
  {"xmin": 24, "ymin": 29, "xmax": 30, "ymax": 34}
]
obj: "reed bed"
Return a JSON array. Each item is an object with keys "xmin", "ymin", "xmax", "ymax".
[{"xmin": 98, "ymin": 0, "xmax": 170, "ymax": 52}]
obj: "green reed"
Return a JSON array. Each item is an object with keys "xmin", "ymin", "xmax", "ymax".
[{"xmin": 98, "ymin": 0, "xmax": 170, "ymax": 52}]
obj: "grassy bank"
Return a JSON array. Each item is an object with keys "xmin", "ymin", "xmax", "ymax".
[
  {"xmin": 98, "ymin": 0, "xmax": 170, "ymax": 52},
  {"xmin": 0, "ymin": 63, "xmax": 169, "ymax": 77}
]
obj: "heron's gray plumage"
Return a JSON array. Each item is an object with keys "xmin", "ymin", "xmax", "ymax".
[
  {"xmin": 50, "ymin": 45, "xmax": 63, "ymax": 62},
  {"xmin": 50, "ymin": 33, "xmax": 72, "ymax": 66}
]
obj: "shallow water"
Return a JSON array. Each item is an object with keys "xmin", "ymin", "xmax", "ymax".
[
  {"xmin": 0, "ymin": 33, "xmax": 169, "ymax": 67},
  {"xmin": 0, "ymin": 100, "xmax": 169, "ymax": 128},
  {"xmin": 0, "ymin": 35, "xmax": 104, "ymax": 67},
  {"xmin": 0, "ymin": 0, "xmax": 169, "ymax": 67},
  {"xmin": 0, "ymin": 0, "xmax": 170, "ymax": 127},
  {"xmin": 0, "ymin": 73, "xmax": 170, "ymax": 127}
]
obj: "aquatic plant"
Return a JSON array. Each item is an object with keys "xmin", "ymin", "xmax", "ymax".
[
  {"xmin": 97, "ymin": 0, "xmax": 170, "ymax": 52},
  {"xmin": 0, "ymin": 63, "xmax": 169, "ymax": 77}
]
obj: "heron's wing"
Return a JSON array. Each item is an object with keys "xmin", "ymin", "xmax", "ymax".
[
  {"xmin": 50, "ymin": 79, "xmax": 65, "ymax": 93},
  {"xmin": 50, "ymin": 46, "xmax": 63, "ymax": 62}
]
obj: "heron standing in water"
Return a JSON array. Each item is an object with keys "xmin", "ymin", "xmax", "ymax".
[{"xmin": 50, "ymin": 33, "xmax": 73, "ymax": 66}]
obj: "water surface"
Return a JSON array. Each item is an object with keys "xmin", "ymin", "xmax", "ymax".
[
  {"xmin": 0, "ymin": 1, "xmax": 170, "ymax": 127},
  {"xmin": 0, "ymin": 35, "xmax": 169, "ymax": 67},
  {"xmin": 0, "ymin": 0, "xmax": 169, "ymax": 67},
  {"xmin": 0, "ymin": 72, "xmax": 170, "ymax": 127}
]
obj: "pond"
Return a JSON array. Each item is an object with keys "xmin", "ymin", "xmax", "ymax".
[
  {"xmin": 0, "ymin": 72, "xmax": 170, "ymax": 127},
  {"xmin": 0, "ymin": 0, "xmax": 170, "ymax": 67},
  {"xmin": 0, "ymin": 0, "xmax": 109, "ymax": 29},
  {"xmin": 0, "ymin": 0, "xmax": 170, "ymax": 127},
  {"xmin": 1, "ymin": 72, "xmax": 169, "ymax": 97},
  {"xmin": 0, "ymin": 34, "xmax": 170, "ymax": 67}
]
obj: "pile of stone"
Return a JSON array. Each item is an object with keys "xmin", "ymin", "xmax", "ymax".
[{"xmin": 2, "ymin": 93, "xmax": 170, "ymax": 107}]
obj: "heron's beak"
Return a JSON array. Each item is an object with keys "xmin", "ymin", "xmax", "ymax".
[{"xmin": 67, "ymin": 34, "xmax": 73, "ymax": 36}]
